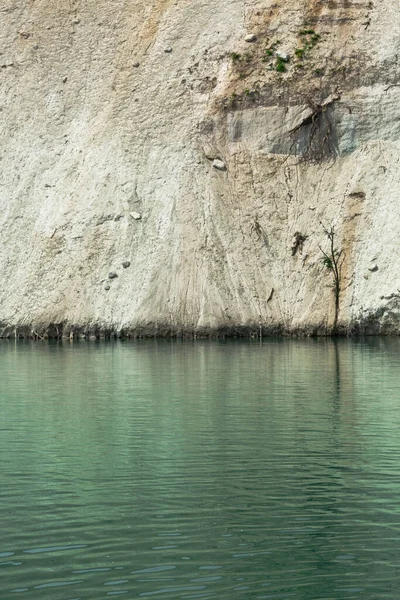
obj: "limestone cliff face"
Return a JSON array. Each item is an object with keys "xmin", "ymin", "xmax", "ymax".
[{"xmin": 1, "ymin": 0, "xmax": 399, "ymax": 337}]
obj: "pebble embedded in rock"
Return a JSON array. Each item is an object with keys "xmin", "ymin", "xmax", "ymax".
[
  {"xmin": 104, "ymin": 284, "xmax": 110, "ymax": 290},
  {"xmin": 244, "ymin": 33, "xmax": 257, "ymax": 42},
  {"xmin": 122, "ymin": 261, "xmax": 131, "ymax": 268},
  {"xmin": 133, "ymin": 62, "xmax": 140, "ymax": 68},
  {"xmin": 212, "ymin": 159, "xmax": 226, "ymax": 171},
  {"xmin": 164, "ymin": 47, "xmax": 172, "ymax": 53},
  {"xmin": 130, "ymin": 211, "xmax": 142, "ymax": 220},
  {"xmin": 368, "ymin": 264, "xmax": 379, "ymax": 272},
  {"xmin": 108, "ymin": 271, "xmax": 118, "ymax": 279},
  {"xmin": 276, "ymin": 51, "xmax": 289, "ymax": 62},
  {"xmin": 62, "ymin": 76, "xmax": 68, "ymax": 83}
]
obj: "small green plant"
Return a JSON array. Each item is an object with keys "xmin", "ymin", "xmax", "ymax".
[
  {"xmin": 231, "ymin": 52, "xmax": 241, "ymax": 62},
  {"xmin": 294, "ymin": 29, "xmax": 321, "ymax": 63},
  {"xmin": 275, "ymin": 56, "xmax": 288, "ymax": 72},
  {"xmin": 227, "ymin": 92, "xmax": 238, "ymax": 107},
  {"xmin": 243, "ymin": 88, "xmax": 259, "ymax": 100},
  {"xmin": 313, "ymin": 68, "xmax": 324, "ymax": 76},
  {"xmin": 322, "ymin": 256, "xmax": 333, "ymax": 269},
  {"xmin": 264, "ymin": 40, "xmax": 280, "ymax": 58},
  {"xmin": 318, "ymin": 224, "xmax": 344, "ymax": 334}
]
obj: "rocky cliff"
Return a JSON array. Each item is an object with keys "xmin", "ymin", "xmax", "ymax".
[{"xmin": 1, "ymin": 0, "xmax": 399, "ymax": 338}]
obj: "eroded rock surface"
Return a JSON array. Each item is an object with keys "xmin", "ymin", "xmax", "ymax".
[{"xmin": 0, "ymin": 0, "xmax": 399, "ymax": 337}]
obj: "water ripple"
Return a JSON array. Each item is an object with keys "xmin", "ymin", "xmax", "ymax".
[{"xmin": 1, "ymin": 339, "xmax": 400, "ymax": 598}]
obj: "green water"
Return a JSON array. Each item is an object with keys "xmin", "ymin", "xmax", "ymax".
[{"xmin": 1, "ymin": 339, "xmax": 400, "ymax": 599}]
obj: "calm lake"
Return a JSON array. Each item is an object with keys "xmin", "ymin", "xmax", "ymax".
[{"xmin": 1, "ymin": 339, "xmax": 400, "ymax": 599}]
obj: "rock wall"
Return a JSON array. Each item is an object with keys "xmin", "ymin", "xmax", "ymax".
[{"xmin": 1, "ymin": 0, "xmax": 399, "ymax": 337}]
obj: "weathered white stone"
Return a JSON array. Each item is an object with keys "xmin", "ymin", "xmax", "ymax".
[
  {"xmin": 212, "ymin": 159, "xmax": 226, "ymax": 171},
  {"xmin": 130, "ymin": 212, "xmax": 142, "ymax": 220},
  {"xmin": 244, "ymin": 33, "xmax": 257, "ymax": 42},
  {"xmin": 276, "ymin": 51, "xmax": 289, "ymax": 62}
]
